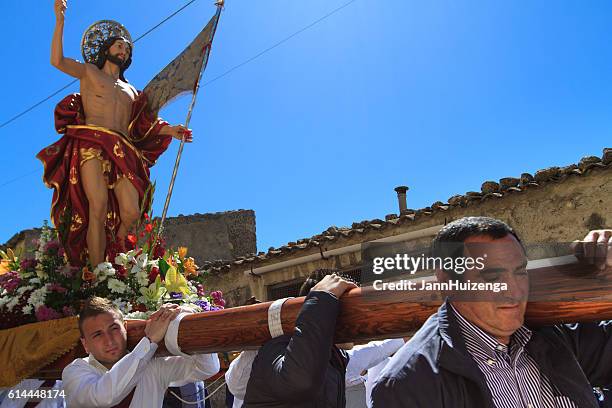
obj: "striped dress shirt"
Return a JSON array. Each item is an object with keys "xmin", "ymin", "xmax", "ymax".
[{"xmin": 451, "ymin": 304, "xmax": 578, "ymax": 408}]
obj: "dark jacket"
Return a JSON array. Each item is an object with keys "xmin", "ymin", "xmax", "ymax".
[
  {"xmin": 372, "ymin": 301, "xmax": 612, "ymax": 408},
  {"xmin": 243, "ymin": 291, "xmax": 348, "ymax": 408}
]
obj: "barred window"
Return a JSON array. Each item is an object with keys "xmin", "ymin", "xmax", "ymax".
[{"xmin": 266, "ymin": 266, "xmax": 363, "ymax": 301}]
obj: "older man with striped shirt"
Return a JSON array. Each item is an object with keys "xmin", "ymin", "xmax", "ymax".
[{"xmin": 372, "ymin": 217, "xmax": 612, "ymax": 408}]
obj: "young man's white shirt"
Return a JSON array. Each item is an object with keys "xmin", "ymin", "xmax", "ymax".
[
  {"xmin": 62, "ymin": 318, "xmax": 220, "ymax": 408},
  {"xmin": 225, "ymin": 350, "xmax": 259, "ymax": 408},
  {"xmin": 365, "ymin": 357, "xmax": 391, "ymax": 408},
  {"xmin": 345, "ymin": 339, "xmax": 405, "ymax": 387}
]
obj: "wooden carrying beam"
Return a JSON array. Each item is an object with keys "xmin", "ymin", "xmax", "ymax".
[
  {"xmin": 126, "ymin": 256, "xmax": 612, "ymax": 353},
  {"xmin": 37, "ymin": 257, "xmax": 612, "ymax": 378}
]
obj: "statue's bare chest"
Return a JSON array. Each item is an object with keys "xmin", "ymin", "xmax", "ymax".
[
  {"xmin": 83, "ymin": 71, "xmax": 136, "ymax": 107},
  {"xmin": 80, "ymin": 69, "xmax": 137, "ymax": 133}
]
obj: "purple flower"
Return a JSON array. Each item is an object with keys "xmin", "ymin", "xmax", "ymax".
[
  {"xmin": 35, "ymin": 305, "xmax": 62, "ymax": 322},
  {"xmin": 170, "ymin": 292, "xmax": 183, "ymax": 299},
  {"xmin": 20, "ymin": 258, "xmax": 37, "ymax": 271},
  {"xmin": 0, "ymin": 271, "xmax": 21, "ymax": 293},
  {"xmin": 44, "ymin": 240, "xmax": 61, "ymax": 254},
  {"xmin": 194, "ymin": 299, "xmax": 211, "ymax": 311}
]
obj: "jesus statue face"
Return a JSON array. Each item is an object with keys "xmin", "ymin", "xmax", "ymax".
[{"xmin": 105, "ymin": 38, "xmax": 132, "ymax": 69}]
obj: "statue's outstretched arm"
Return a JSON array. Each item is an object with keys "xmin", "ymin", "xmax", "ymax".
[{"xmin": 51, "ymin": 0, "xmax": 86, "ymax": 79}]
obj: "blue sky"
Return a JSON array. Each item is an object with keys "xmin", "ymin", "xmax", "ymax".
[{"xmin": 0, "ymin": 0, "xmax": 610, "ymax": 253}]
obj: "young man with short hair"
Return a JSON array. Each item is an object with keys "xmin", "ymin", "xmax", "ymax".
[{"xmin": 62, "ymin": 297, "xmax": 220, "ymax": 407}]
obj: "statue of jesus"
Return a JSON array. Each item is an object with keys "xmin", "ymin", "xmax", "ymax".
[{"xmin": 37, "ymin": 0, "xmax": 193, "ymax": 269}]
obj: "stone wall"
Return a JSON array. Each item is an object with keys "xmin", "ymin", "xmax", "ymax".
[
  {"xmin": 162, "ymin": 210, "xmax": 256, "ymax": 265},
  {"xmin": 1, "ymin": 228, "xmax": 41, "ymax": 257}
]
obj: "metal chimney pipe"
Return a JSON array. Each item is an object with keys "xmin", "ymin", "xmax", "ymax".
[{"xmin": 394, "ymin": 186, "xmax": 409, "ymax": 214}]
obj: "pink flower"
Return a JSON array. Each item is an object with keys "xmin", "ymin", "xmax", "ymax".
[
  {"xmin": 44, "ymin": 240, "xmax": 61, "ymax": 253},
  {"xmin": 59, "ymin": 265, "xmax": 78, "ymax": 278},
  {"xmin": 46, "ymin": 283, "xmax": 68, "ymax": 293},
  {"xmin": 35, "ymin": 305, "xmax": 62, "ymax": 322},
  {"xmin": 196, "ymin": 284, "xmax": 205, "ymax": 297},
  {"xmin": 0, "ymin": 271, "xmax": 21, "ymax": 293},
  {"xmin": 210, "ymin": 290, "xmax": 225, "ymax": 307},
  {"xmin": 20, "ymin": 258, "xmax": 37, "ymax": 271}
]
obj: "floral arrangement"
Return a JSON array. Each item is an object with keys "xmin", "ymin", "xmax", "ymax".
[{"xmin": 0, "ymin": 217, "xmax": 225, "ymax": 330}]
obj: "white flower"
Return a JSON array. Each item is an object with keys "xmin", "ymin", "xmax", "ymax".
[
  {"xmin": 28, "ymin": 287, "xmax": 48, "ymax": 309},
  {"xmin": 35, "ymin": 265, "xmax": 48, "ymax": 280},
  {"xmin": 108, "ymin": 278, "xmax": 127, "ymax": 294},
  {"xmin": 6, "ymin": 296, "xmax": 19, "ymax": 312},
  {"xmin": 94, "ymin": 262, "xmax": 116, "ymax": 282},
  {"xmin": 147, "ymin": 259, "xmax": 159, "ymax": 268},
  {"xmin": 135, "ymin": 270, "xmax": 149, "ymax": 287},
  {"xmin": 114, "ymin": 253, "xmax": 129, "ymax": 266},
  {"xmin": 22, "ymin": 304, "xmax": 33, "ymax": 315},
  {"xmin": 29, "ymin": 278, "xmax": 41, "ymax": 285},
  {"xmin": 35, "ymin": 223, "xmax": 54, "ymax": 261},
  {"xmin": 0, "ymin": 296, "xmax": 10, "ymax": 309},
  {"xmin": 135, "ymin": 253, "xmax": 148, "ymax": 269},
  {"xmin": 131, "ymin": 254, "xmax": 149, "ymax": 277},
  {"xmin": 112, "ymin": 298, "xmax": 133, "ymax": 314},
  {"xmin": 125, "ymin": 310, "xmax": 152, "ymax": 320},
  {"xmin": 16, "ymin": 286, "xmax": 34, "ymax": 295},
  {"xmin": 130, "ymin": 263, "xmax": 143, "ymax": 276}
]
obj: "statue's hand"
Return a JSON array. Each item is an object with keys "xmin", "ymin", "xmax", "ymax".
[
  {"xmin": 54, "ymin": 0, "xmax": 66, "ymax": 21},
  {"xmin": 164, "ymin": 124, "xmax": 193, "ymax": 143}
]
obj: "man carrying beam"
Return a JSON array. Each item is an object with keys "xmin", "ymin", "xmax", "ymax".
[
  {"xmin": 62, "ymin": 297, "xmax": 219, "ymax": 407},
  {"xmin": 372, "ymin": 217, "xmax": 612, "ymax": 408}
]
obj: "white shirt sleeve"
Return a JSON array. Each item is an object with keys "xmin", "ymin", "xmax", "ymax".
[
  {"xmin": 157, "ymin": 352, "xmax": 220, "ymax": 387},
  {"xmin": 159, "ymin": 314, "xmax": 221, "ymax": 386},
  {"xmin": 365, "ymin": 357, "xmax": 391, "ymax": 408},
  {"xmin": 61, "ymin": 337, "xmax": 157, "ymax": 407},
  {"xmin": 225, "ymin": 350, "xmax": 259, "ymax": 401},
  {"xmin": 345, "ymin": 339, "xmax": 405, "ymax": 386}
]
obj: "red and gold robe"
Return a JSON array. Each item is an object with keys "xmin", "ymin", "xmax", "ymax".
[{"xmin": 37, "ymin": 92, "xmax": 172, "ymax": 266}]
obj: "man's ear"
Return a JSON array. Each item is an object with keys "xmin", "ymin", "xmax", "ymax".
[{"xmin": 80, "ymin": 336, "xmax": 89, "ymax": 354}]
